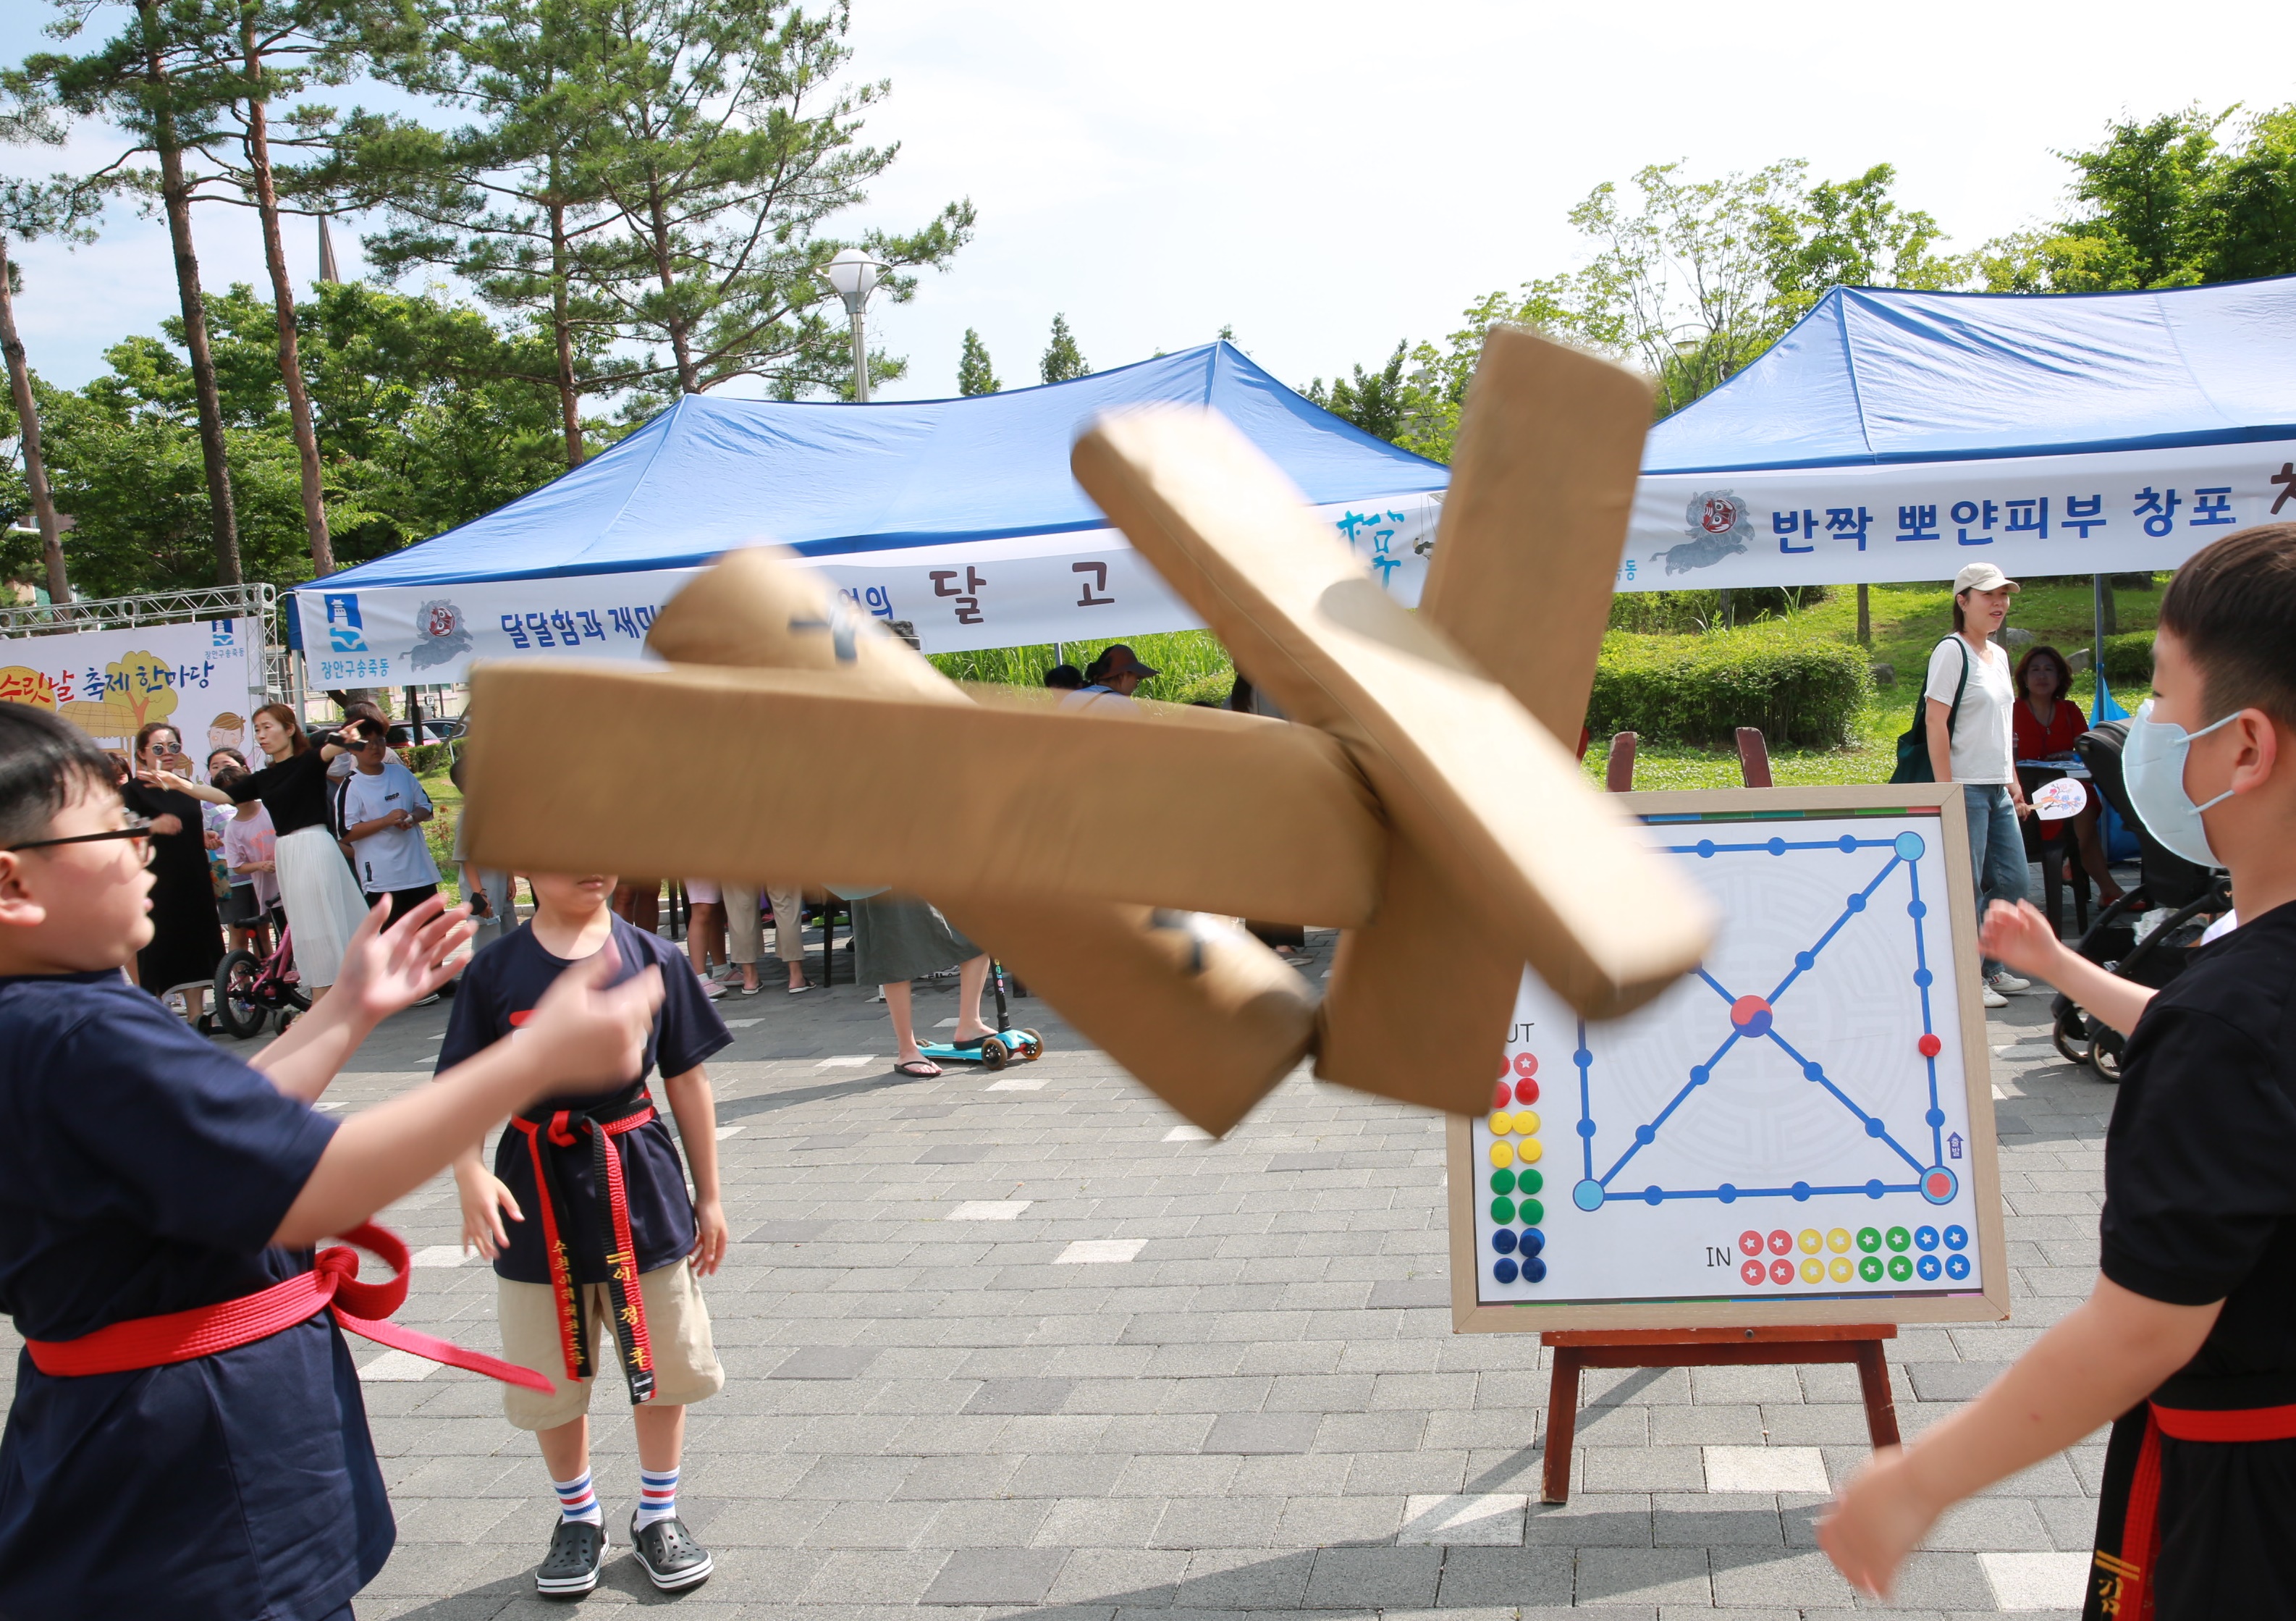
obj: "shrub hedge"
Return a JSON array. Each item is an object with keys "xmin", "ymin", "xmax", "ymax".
[
  {"xmin": 1588, "ymin": 626, "xmax": 1873, "ymax": 747},
  {"xmin": 2101, "ymin": 631, "xmax": 2155, "ymax": 684}
]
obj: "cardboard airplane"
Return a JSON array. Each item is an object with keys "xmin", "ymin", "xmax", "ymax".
[{"xmin": 462, "ymin": 327, "xmax": 1715, "ymax": 1133}]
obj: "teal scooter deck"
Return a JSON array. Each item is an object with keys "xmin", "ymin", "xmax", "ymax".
[{"xmin": 915, "ymin": 962, "xmax": 1046, "ymax": 1071}]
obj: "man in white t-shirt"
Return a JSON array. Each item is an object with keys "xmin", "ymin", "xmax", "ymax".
[
  {"xmin": 1058, "ymin": 644, "xmax": 1157, "ymax": 711},
  {"xmin": 337, "ymin": 727, "xmax": 441, "ymax": 927},
  {"xmin": 1923, "ymin": 561, "xmax": 2034, "ymax": 1006}
]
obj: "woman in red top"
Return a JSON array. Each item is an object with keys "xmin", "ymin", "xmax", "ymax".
[{"xmin": 2014, "ymin": 645, "xmax": 2124, "ymax": 904}]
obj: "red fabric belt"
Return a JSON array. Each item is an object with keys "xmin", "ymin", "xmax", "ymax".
[
  {"xmin": 2150, "ymin": 1400, "xmax": 2296, "ymax": 1442},
  {"xmin": 509, "ymin": 1093, "xmax": 659, "ymax": 1404},
  {"xmin": 2088, "ymin": 1399, "xmax": 2296, "ymax": 1618},
  {"xmin": 22, "ymin": 1223, "xmax": 551, "ymax": 1391}
]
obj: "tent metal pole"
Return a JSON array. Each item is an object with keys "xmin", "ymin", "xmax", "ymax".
[{"xmin": 2092, "ymin": 574, "xmax": 2109, "ymax": 694}]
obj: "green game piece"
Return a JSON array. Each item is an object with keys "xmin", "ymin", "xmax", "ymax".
[
  {"xmin": 1517, "ymin": 1169, "xmax": 1543, "ymax": 1195},
  {"xmin": 1888, "ymin": 1254, "xmax": 1914, "ymax": 1281},
  {"xmin": 1886, "ymin": 1226, "xmax": 1912, "ymax": 1252},
  {"xmin": 1490, "ymin": 1197, "xmax": 1516, "ymax": 1224},
  {"xmin": 1856, "ymin": 1227, "xmax": 1881, "ymax": 1253},
  {"xmin": 1519, "ymin": 1198, "xmax": 1544, "ymax": 1225},
  {"xmin": 1490, "ymin": 1169, "xmax": 1516, "ymax": 1195},
  {"xmin": 1859, "ymin": 1255, "xmax": 1884, "ymax": 1282}
]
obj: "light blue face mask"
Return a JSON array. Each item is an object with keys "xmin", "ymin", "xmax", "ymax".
[{"xmin": 2121, "ymin": 699, "xmax": 2238, "ymax": 869}]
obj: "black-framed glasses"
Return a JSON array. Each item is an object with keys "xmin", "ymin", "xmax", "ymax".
[{"xmin": 5, "ymin": 820, "xmax": 158, "ymax": 865}]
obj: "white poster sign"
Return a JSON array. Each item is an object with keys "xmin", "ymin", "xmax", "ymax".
[
  {"xmin": 290, "ymin": 493, "xmax": 1444, "ymax": 684},
  {"xmin": 0, "ymin": 616, "xmax": 265, "ymax": 773},
  {"xmin": 1623, "ymin": 439, "xmax": 2296, "ymax": 592}
]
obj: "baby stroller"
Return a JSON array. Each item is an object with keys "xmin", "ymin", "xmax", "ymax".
[{"xmin": 2048, "ymin": 718, "xmax": 2233, "ymax": 1079}]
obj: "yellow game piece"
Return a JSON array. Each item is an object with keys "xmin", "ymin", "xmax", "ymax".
[
  {"xmin": 1516, "ymin": 1139, "xmax": 1543, "ymax": 1163},
  {"xmin": 1490, "ymin": 1141, "xmax": 1515, "ymax": 1169},
  {"xmin": 1801, "ymin": 1258, "xmax": 1826, "ymax": 1284},
  {"xmin": 1827, "ymin": 1228, "xmax": 1852, "ymax": 1254},
  {"xmin": 1515, "ymin": 1110, "xmax": 1540, "ymax": 1135},
  {"xmin": 1829, "ymin": 1257, "xmax": 1855, "ymax": 1284},
  {"xmin": 1488, "ymin": 1112, "xmax": 1514, "ymax": 1136},
  {"xmin": 1798, "ymin": 1229, "xmax": 1823, "ymax": 1255}
]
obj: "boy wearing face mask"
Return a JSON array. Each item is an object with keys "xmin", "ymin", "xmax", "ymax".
[{"xmin": 1819, "ymin": 524, "xmax": 2296, "ymax": 1617}]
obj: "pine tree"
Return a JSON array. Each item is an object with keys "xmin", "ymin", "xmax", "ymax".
[
  {"xmin": 1040, "ymin": 313, "xmax": 1088, "ymax": 384},
  {"xmin": 956, "ymin": 327, "xmax": 999, "ymax": 395}
]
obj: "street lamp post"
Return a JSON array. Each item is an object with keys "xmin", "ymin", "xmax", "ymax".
[{"xmin": 822, "ymin": 247, "xmax": 886, "ymax": 403}]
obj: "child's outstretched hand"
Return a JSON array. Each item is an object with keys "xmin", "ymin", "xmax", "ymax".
[
  {"xmin": 691, "ymin": 1198, "xmax": 728, "ymax": 1277},
  {"xmin": 334, "ymin": 893, "xmax": 474, "ymax": 1023},
  {"xmin": 1816, "ymin": 1446, "xmax": 1941, "ymax": 1601},
  {"xmin": 515, "ymin": 943, "xmax": 662, "ymax": 1098},
  {"xmin": 456, "ymin": 1163, "xmax": 523, "ymax": 1260},
  {"xmin": 1978, "ymin": 899, "xmax": 2062, "ymax": 983}
]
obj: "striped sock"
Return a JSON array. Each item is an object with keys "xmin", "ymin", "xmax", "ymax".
[
  {"xmin": 633, "ymin": 1465, "xmax": 679, "ymax": 1529},
  {"xmin": 551, "ymin": 1470, "xmax": 602, "ymax": 1527}
]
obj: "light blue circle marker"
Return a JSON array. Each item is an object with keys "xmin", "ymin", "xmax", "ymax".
[
  {"xmin": 1920, "ymin": 1166, "xmax": 1959, "ymax": 1205},
  {"xmin": 1895, "ymin": 831, "xmax": 1926, "ymax": 861},
  {"xmin": 1572, "ymin": 1179, "xmax": 1605, "ymax": 1212}
]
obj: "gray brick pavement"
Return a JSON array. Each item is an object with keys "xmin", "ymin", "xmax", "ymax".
[{"xmin": 0, "ymin": 947, "xmax": 2111, "ymax": 1617}]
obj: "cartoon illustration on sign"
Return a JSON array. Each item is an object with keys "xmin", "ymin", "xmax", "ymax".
[
  {"xmin": 406, "ymin": 599, "xmax": 475, "ymax": 670},
  {"xmin": 1650, "ymin": 490, "xmax": 1755, "ymax": 576}
]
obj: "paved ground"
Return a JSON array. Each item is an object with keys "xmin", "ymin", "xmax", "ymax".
[{"xmin": 1, "ymin": 936, "xmax": 2116, "ymax": 1618}]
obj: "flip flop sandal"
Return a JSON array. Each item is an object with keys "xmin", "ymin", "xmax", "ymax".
[
  {"xmin": 788, "ymin": 982, "xmax": 814, "ymax": 994},
  {"xmin": 895, "ymin": 1059, "xmax": 942, "ymax": 1077}
]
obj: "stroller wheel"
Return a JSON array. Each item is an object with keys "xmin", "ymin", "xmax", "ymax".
[
  {"xmin": 2051, "ymin": 1019, "xmax": 2092, "ymax": 1068},
  {"xmin": 2092, "ymin": 1034, "xmax": 2126, "ymax": 1083}
]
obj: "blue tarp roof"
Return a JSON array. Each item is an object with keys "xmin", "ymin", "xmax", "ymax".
[
  {"xmin": 1643, "ymin": 276, "xmax": 2296, "ymax": 475},
  {"xmin": 304, "ymin": 341, "xmax": 1446, "ymax": 593}
]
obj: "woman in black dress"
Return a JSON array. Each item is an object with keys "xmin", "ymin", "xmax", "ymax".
[
  {"xmin": 120, "ymin": 721, "xmax": 224, "ymax": 1026},
  {"xmin": 151, "ymin": 702, "xmax": 371, "ymax": 1003}
]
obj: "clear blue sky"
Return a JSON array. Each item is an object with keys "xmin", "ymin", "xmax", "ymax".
[{"xmin": 3, "ymin": 0, "xmax": 2287, "ymax": 403}]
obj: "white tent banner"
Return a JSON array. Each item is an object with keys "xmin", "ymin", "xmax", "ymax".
[
  {"xmin": 293, "ymin": 492, "xmax": 1443, "ymax": 684},
  {"xmin": 1624, "ymin": 439, "xmax": 2296, "ymax": 592},
  {"xmin": 0, "ymin": 616, "xmax": 263, "ymax": 767}
]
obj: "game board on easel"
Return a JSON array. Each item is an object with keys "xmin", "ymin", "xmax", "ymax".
[{"xmin": 1448, "ymin": 783, "xmax": 2011, "ymax": 1333}]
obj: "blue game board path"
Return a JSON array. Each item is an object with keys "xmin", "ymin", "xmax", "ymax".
[{"xmin": 1568, "ymin": 829, "xmax": 1955, "ymax": 1214}]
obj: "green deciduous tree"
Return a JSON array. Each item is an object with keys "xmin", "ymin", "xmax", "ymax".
[
  {"xmin": 1980, "ymin": 104, "xmax": 2296, "ymax": 291},
  {"xmin": 955, "ymin": 325, "xmax": 997, "ymax": 395},
  {"xmin": 1039, "ymin": 311, "xmax": 1086, "ymax": 384}
]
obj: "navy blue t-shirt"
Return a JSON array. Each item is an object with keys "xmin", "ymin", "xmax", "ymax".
[
  {"xmin": 437, "ymin": 916, "xmax": 728, "ymax": 1285},
  {"xmin": 0, "ymin": 971, "xmax": 391, "ymax": 1621}
]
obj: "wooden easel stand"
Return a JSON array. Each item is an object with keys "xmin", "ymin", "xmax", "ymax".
[{"xmin": 1540, "ymin": 1324, "xmax": 1899, "ymax": 1504}]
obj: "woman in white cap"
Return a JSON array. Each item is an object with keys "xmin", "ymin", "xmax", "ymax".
[{"xmin": 1925, "ymin": 562, "xmax": 2035, "ymax": 1006}]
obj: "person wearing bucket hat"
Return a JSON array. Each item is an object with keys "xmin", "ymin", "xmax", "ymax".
[
  {"xmin": 1925, "ymin": 562, "xmax": 2033, "ymax": 1006},
  {"xmin": 1061, "ymin": 644, "xmax": 1158, "ymax": 711}
]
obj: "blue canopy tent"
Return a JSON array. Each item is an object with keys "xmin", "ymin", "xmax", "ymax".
[
  {"xmin": 1624, "ymin": 276, "xmax": 2296, "ymax": 594},
  {"xmin": 290, "ymin": 342, "xmax": 1446, "ymax": 685}
]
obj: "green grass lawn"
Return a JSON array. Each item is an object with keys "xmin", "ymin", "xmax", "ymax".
[{"xmin": 1581, "ymin": 578, "xmax": 2158, "ymax": 789}]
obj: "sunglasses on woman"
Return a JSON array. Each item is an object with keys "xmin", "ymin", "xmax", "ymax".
[{"xmin": 4, "ymin": 820, "xmax": 158, "ymax": 866}]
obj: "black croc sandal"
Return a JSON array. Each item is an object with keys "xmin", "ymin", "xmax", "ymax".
[
  {"xmin": 630, "ymin": 1513, "xmax": 714, "ymax": 1591},
  {"xmin": 535, "ymin": 1517, "xmax": 608, "ymax": 1597}
]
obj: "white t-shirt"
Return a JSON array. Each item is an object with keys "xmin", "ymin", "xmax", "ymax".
[
  {"xmin": 339, "ymin": 759, "xmax": 439, "ymax": 892},
  {"xmin": 1059, "ymin": 684, "xmax": 1136, "ymax": 712},
  {"xmin": 1923, "ymin": 634, "xmax": 2015, "ymax": 785}
]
